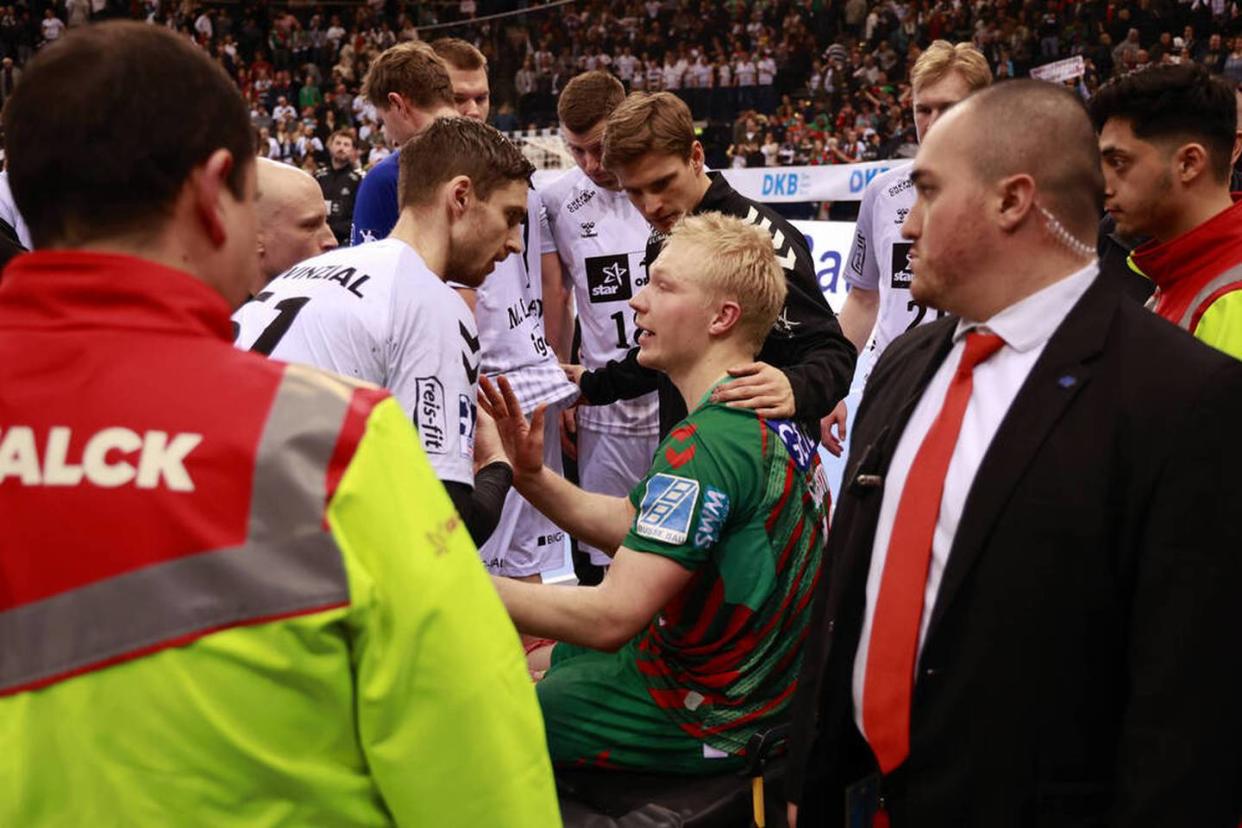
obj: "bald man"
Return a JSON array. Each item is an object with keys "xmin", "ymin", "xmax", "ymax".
[
  {"xmin": 254, "ymin": 158, "xmax": 337, "ymax": 293},
  {"xmin": 787, "ymin": 80, "xmax": 1242, "ymax": 827}
]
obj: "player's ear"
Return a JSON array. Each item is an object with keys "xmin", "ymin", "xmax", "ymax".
[
  {"xmin": 709, "ymin": 298, "xmax": 743, "ymax": 336},
  {"xmin": 191, "ymin": 149, "xmax": 236, "ymax": 248},
  {"xmin": 446, "ymin": 175, "xmax": 472, "ymax": 219}
]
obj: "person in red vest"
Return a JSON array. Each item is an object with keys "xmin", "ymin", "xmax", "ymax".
[
  {"xmin": 0, "ymin": 21, "xmax": 557, "ymax": 826},
  {"xmin": 1092, "ymin": 62, "xmax": 1242, "ymax": 360}
]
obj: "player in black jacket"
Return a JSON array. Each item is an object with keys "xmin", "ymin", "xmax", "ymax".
[{"xmin": 574, "ymin": 92, "xmax": 856, "ymax": 439}]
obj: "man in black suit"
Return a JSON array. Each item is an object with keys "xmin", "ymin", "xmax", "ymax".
[{"xmin": 787, "ymin": 80, "xmax": 1242, "ymax": 827}]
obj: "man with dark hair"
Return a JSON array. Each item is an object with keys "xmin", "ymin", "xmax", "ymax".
[
  {"xmin": 235, "ymin": 117, "xmax": 535, "ymax": 546},
  {"xmin": 0, "ymin": 23, "xmax": 557, "ymax": 826},
  {"xmin": 787, "ymin": 79, "xmax": 1242, "ymax": 827},
  {"xmin": 315, "ymin": 127, "xmax": 361, "ymax": 245},
  {"xmin": 541, "ymin": 71, "xmax": 664, "ymax": 579},
  {"xmin": 434, "ymin": 38, "xmax": 580, "ymax": 585},
  {"xmin": 574, "ymin": 91, "xmax": 856, "ymax": 446},
  {"xmin": 1091, "ymin": 63, "xmax": 1242, "ymax": 359},
  {"xmin": 349, "ymin": 42, "xmax": 456, "ymax": 244}
]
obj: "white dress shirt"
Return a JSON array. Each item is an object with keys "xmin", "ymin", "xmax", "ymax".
[{"xmin": 852, "ymin": 261, "xmax": 1099, "ymax": 739}]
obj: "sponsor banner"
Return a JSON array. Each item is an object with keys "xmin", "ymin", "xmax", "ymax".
[
  {"xmin": 722, "ymin": 160, "xmax": 912, "ymax": 203},
  {"xmin": 532, "ymin": 159, "xmax": 911, "ymax": 203},
  {"xmin": 1030, "ymin": 55, "xmax": 1085, "ymax": 84},
  {"xmin": 790, "ymin": 219, "xmax": 855, "ymax": 313}
]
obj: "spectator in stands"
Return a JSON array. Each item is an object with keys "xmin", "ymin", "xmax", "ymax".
[
  {"xmin": 1093, "ymin": 62, "xmax": 1242, "ymax": 359},
  {"xmin": 515, "ymin": 55, "xmax": 538, "ymax": 123},
  {"xmin": 8, "ymin": 0, "xmax": 1242, "ymax": 172},
  {"xmin": 316, "ymin": 128, "xmax": 362, "ymax": 245}
]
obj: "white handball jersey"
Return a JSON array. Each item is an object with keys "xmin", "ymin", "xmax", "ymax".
[
  {"xmin": 232, "ymin": 238, "xmax": 479, "ymax": 486},
  {"xmin": 844, "ymin": 164, "xmax": 945, "ymax": 361},
  {"xmin": 474, "ymin": 192, "xmax": 578, "ymax": 411},
  {"xmin": 541, "ymin": 168, "xmax": 660, "ymax": 436}
]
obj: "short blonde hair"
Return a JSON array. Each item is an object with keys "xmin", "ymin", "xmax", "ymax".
[
  {"xmin": 910, "ymin": 41, "xmax": 992, "ymax": 93},
  {"xmin": 602, "ymin": 91, "xmax": 694, "ymax": 171},
  {"xmin": 662, "ymin": 212, "xmax": 787, "ymax": 354}
]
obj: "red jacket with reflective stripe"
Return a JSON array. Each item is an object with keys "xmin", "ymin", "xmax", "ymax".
[
  {"xmin": 0, "ymin": 251, "xmax": 380, "ymax": 694},
  {"xmin": 1133, "ymin": 194, "xmax": 1242, "ymax": 334}
]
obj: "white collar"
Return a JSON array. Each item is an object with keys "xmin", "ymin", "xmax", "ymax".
[{"xmin": 954, "ymin": 260, "xmax": 1099, "ymax": 353}]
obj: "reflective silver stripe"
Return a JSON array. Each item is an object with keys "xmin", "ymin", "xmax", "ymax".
[
  {"xmin": 0, "ymin": 534, "xmax": 346, "ymax": 693},
  {"xmin": 1178, "ymin": 262, "xmax": 1242, "ymax": 329},
  {"xmin": 251, "ymin": 363, "xmax": 353, "ymax": 540},
  {"xmin": 0, "ymin": 364, "xmax": 360, "ymax": 695}
]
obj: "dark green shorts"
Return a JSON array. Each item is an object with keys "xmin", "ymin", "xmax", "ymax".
[{"xmin": 535, "ymin": 642, "xmax": 746, "ymax": 775}]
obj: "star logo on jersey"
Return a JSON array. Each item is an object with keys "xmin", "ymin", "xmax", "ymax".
[
  {"xmin": 580, "ymin": 221, "xmax": 599, "ymax": 238},
  {"xmin": 585, "ymin": 254, "xmax": 632, "ymax": 303},
  {"xmin": 891, "ymin": 242, "xmax": 913, "ymax": 289}
]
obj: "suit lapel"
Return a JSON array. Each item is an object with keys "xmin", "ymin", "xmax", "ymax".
[{"xmin": 924, "ymin": 276, "xmax": 1119, "ymax": 640}]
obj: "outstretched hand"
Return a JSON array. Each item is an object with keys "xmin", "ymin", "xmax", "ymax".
[{"xmin": 478, "ymin": 375, "xmax": 547, "ymax": 482}]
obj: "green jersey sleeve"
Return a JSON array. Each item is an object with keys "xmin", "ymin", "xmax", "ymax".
[
  {"xmin": 327, "ymin": 397, "xmax": 559, "ymax": 828},
  {"xmin": 622, "ymin": 406, "xmax": 762, "ymax": 569}
]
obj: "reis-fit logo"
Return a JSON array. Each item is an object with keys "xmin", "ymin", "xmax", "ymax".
[
  {"xmin": 415, "ymin": 377, "xmax": 447, "ymax": 454},
  {"xmin": 585, "ymin": 254, "xmax": 632, "ymax": 303}
]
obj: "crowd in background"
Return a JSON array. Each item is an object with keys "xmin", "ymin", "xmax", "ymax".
[{"xmin": 2, "ymin": 0, "xmax": 1242, "ymax": 171}]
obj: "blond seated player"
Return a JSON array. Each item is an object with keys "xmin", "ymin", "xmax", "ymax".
[{"xmin": 482, "ymin": 213, "xmax": 829, "ymax": 775}]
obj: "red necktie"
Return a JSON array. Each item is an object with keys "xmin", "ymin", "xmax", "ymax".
[{"xmin": 862, "ymin": 330, "xmax": 1006, "ymax": 774}]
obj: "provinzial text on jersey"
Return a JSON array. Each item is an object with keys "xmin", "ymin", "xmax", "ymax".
[{"xmin": 279, "ymin": 263, "xmax": 371, "ymax": 298}]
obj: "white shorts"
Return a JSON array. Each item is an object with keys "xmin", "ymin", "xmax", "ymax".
[
  {"xmin": 576, "ymin": 423, "xmax": 659, "ymax": 567},
  {"xmin": 480, "ymin": 402, "xmax": 569, "ymax": 578}
]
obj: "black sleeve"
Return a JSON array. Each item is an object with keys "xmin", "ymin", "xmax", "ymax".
[
  {"xmin": 760, "ymin": 224, "xmax": 858, "ymax": 423},
  {"xmin": 442, "ymin": 462, "xmax": 513, "ymax": 546},
  {"xmin": 577, "ymin": 346, "xmax": 660, "ymax": 405}
]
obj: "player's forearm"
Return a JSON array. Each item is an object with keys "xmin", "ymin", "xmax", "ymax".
[
  {"xmin": 490, "ymin": 575, "xmax": 636, "ymax": 651},
  {"xmin": 443, "ymin": 464, "xmax": 513, "ymax": 545},
  {"xmin": 514, "ymin": 466, "xmax": 632, "ymax": 554},
  {"xmin": 578, "ymin": 347, "xmax": 659, "ymax": 404},
  {"xmin": 838, "ymin": 287, "xmax": 879, "ymax": 352}
]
